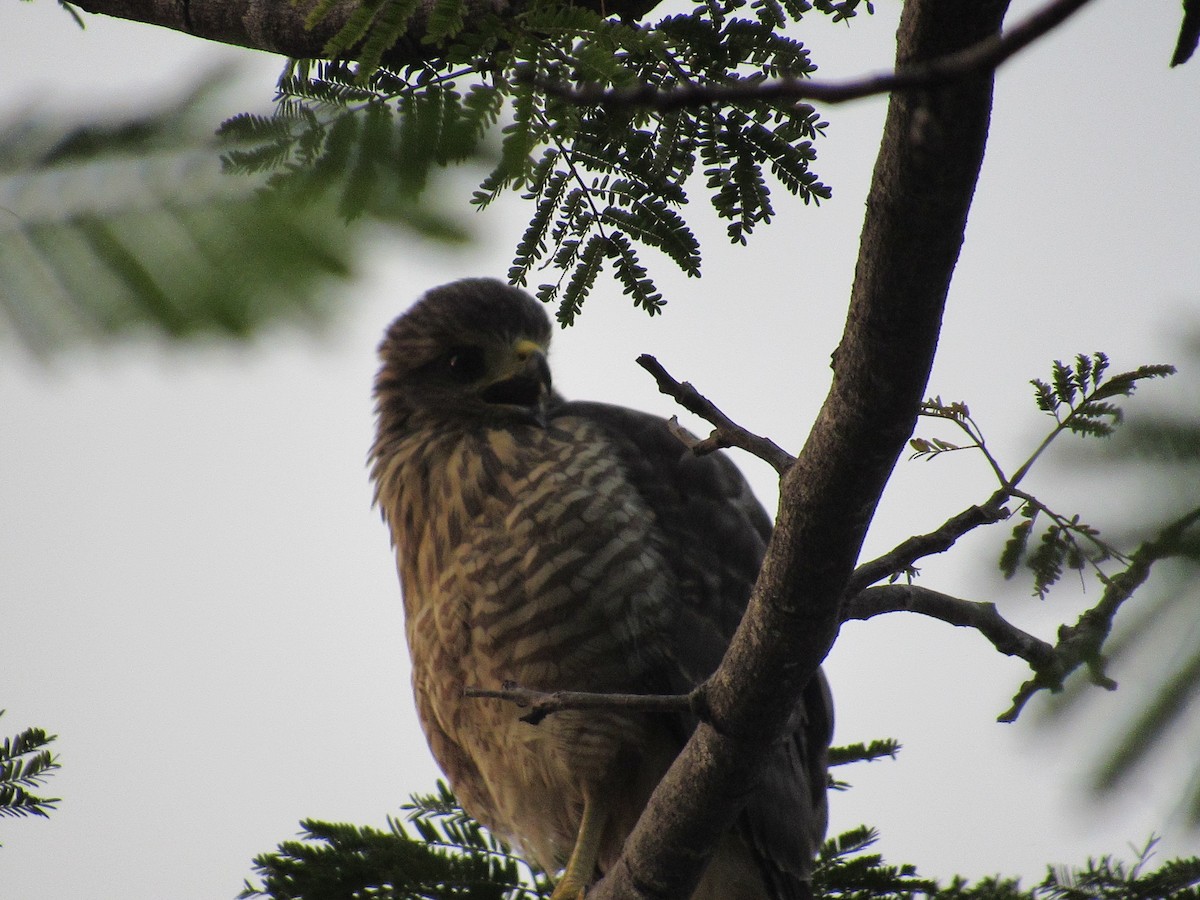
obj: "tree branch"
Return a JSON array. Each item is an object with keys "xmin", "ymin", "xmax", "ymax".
[
  {"xmin": 636, "ymin": 353, "xmax": 795, "ymax": 475},
  {"xmin": 1000, "ymin": 505, "xmax": 1200, "ymax": 722},
  {"xmin": 848, "ymin": 489, "xmax": 1011, "ymax": 594},
  {"xmin": 464, "ymin": 684, "xmax": 696, "ymax": 726},
  {"xmin": 842, "ymin": 583, "xmax": 1057, "ymax": 671},
  {"xmin": 840, "ymin": 507, "xmax": 1200, "ymax": 724},
  {"xmin": 541, "ymin": 0, "xmax": 1097, "ymax": 111},
  {"xmin": 68, "ymin": 0, "xmax": 663, "ymax": 68},
  {"xmin": 589, "ymin": 1, "xmax": 1015, "ymax": 897}
]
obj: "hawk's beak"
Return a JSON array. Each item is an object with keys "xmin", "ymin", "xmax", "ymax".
[{"xmin": 480, "ymin": 340, "xmax": 551, "ymax": 423}]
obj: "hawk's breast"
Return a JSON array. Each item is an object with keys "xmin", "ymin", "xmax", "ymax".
[{"xmin": 379, "ymin": 414, "xmax": 677, "ymax": 869}]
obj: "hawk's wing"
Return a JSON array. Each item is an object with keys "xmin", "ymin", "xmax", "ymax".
[{"xmin": 553, "ymin": 399, "xmax": 833, "ymax": 898}]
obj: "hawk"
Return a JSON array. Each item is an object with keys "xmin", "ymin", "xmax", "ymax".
[{"xmin": 370, "ymin": 278, "xmax": 833, "ymax": 899}]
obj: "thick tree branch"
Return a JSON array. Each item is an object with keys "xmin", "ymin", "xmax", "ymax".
[
  {"xmin": 68, "ymin": 0, "xmax": 661, "ymax": 67},
  {"xmin": 67, "ymin": 0, "xmax": 1093, "ymax": 89},
  {"xmin": 589, "ymin": 1, "xmax": 1014, "ymax": 897},
  {"xmin": 72, "ymin": 0, "xmax": 405, "ymax": 63},
  {"xmin": 542, "ymin": 0, "xmax": 1097, "ymax": 111},
  {"xmin": 636, "ymin": 353, "xmax": 796, "ymax": 475}
]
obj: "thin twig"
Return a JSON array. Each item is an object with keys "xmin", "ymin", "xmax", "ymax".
[
  {"xmin": 464, "ymin": 684, "xmax": 697, "ymax": 726},
  {"xmin": 636, "ymin": 354, "xmax": 795, "ymax": 474},
  {"xmin": 540, "ymin": 0, "xmax": 1097, "ymax": 111},
  {"xmin": 916, "ymin": 400, "xmax": 1010, "ymax": 485}
]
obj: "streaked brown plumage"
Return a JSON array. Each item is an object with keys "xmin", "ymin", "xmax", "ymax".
[{"xmin": 370, "ymin": 278, "xmax": 833, "ymax": 899}]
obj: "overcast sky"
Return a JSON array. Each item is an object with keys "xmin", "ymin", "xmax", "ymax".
[{"xmin": 2, "ymin": 1, "xmax": 1199, "ymax": 897}]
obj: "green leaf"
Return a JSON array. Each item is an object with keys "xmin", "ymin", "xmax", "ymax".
[
  {"xmin": 255, "ymin": 0, "xmax": 834, "ymax": 320},
  {"xmin": 827, "ymin": 738, "xmax": 902, "ymax": 767},
  {"xmin": 355, "ymin": 0, "xmax": 424, "ymax": 78},
  {"xmin": 318, "ymin": 0, "xmax": 389, "ymax": 58},
  {"xmin": 556, "ymin": 232, "xmax": 608, "ymax": 325},
  {"xmin": 1052, "ymin": 358, "xmax": 1077, "ymax": 407},
  {"xmin": 0, "ymin": 87, "xmax": 475, "ymax": 351},
  {"xmin": 0, "ymin": 711, "xmax": 60, "ymax": 832},
  {"xmin": 999, "ymin": 516, "xmax": 1035, "ymax": 580},
  {"xmin": 424, "ymin": 0, "xmax": 470, "ymax": 44}
]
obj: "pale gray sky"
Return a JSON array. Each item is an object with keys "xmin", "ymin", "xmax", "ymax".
[{"xmin": 2, "ymin": 1, "xmax": 1198, "ymax": 897}]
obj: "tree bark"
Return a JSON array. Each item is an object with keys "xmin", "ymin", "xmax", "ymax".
[
  {"xmin": 588, "ymin": 1, "xmax": 1011, "ymax": 897},
  {"xmin": 69, "ymin": 0, "xmax": 661, "ymax": 66}
]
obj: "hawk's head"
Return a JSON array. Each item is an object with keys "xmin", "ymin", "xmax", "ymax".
[{"xmin": 374, "ymin": 278, "xmax": 555, "ymax": 431}]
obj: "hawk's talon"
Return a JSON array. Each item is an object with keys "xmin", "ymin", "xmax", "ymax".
[{"xmin": 549, "ymin": 879, "xmax": 587, "ymax": 900}]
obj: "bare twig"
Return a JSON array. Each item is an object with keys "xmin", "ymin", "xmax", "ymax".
[
  {"xmin": 636, "ymin": 354, "xmax": 795, "ymax": 474},
  {"xmin": 542, "ymin": 0, "xmax": 1096, "ymax": 111},
  {"xmin": 842, "ymin": 583, "xmax": 1058, "ymax": 672},
  {"xmin": 464, "ymin": 684, "xmax": 697, "ymax": 726},
  {"xmin": 848, "ymin": 489, "xmax": 1011, "ymax": 594}
]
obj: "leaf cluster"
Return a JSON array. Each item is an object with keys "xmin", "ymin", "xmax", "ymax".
[
  {"xmin": 909, "ymin": 354, "xmax": 1200, "ymax": 821},
  {"xmin": 221, "ymin": 63, "xmax": 494, "ymax": 231},
  {"xmin": 239, "ymin": 781, "xmax": 549, "ymax": 900},
  {"xmin": 998, "ymin": 504, "xmax": 1114, "ymax": 600},
  {"xmin": 1030, "ymin": 353, "xmax": 1175, "ymax": 439},
  {"xmin": 226, "ymin": 0, "xmax": 847, "ymax": 324},
  {"xmin": 813, "ymin": 826, "xmax": 938, "ymax": 899},
  {"xmin": 0, "ymin": 83, "xmax": 364, "ymax": 350},
  {"xmin": 1037, "ymin": 838, "xmax": 1200, "ymax": 900},
  {"xmin": 910, "ymin": 398, "xmax": 975, "ymax": 461},
  {"xmin": 998, "ymin": 354, "xmax": 1174, "ymax": 598},
  {"xmin": 913, "ymin": 355, "xmax": 1180, "ymax": 601},
  {"xmin": 242, "ymin": 784, "xmax": 1200, "ymax": 899},
  {"xmin": 0, "ymin": 710, "xmax": 60, "ymax": 839},
  {"xmin": 1027, "ymin": 350, "xmax": 1200, "ymax": 826},
  {"xmin": 827, "ymin": 738, "xmax": 902, "ymax": 792},
  {"xmin": 828, "ymin": 738, "xmax": 902, "ymax": 768}
]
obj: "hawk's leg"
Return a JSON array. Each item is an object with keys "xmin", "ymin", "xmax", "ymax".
[{"xmin": 550, "ymin": 791, "xmax": 609, "ymax": 900}]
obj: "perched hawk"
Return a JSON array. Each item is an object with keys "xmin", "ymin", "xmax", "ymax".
[{"xmin": 371, "ymin": 278, "xmax": 833, "ymax": 899}]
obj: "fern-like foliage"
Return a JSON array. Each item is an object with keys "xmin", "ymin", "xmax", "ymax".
[
  {"xmin": 1038, "ymin": 837, "xmax": 1200, "ymax": 900},
  {"xmin": 827, "ymin": 738, "xmax": 901, "ymax": 792},
  {"xmin": 223, "ymin": 0, "xmax": 847, "ymax": 324},
  {"xmin": 0, "ymin": 104, "xmax": 348, "ymax": 351},
  {"xmin": 1079, "ymin": 381, "xmax": 1200, "ymax": 823},
  {"xmin": 0, "ymin": 74, "xmax": 474, "ymax": 350},
  {"xmin": 999, "ymin": 354, "xmax": 1175, "ymax": 597},
  {"xmin": 0, "ymin": 710, "xmax": 60, "ymax": 840},
  {"xmin": 813, "ymin": 826, "xmax": 939, "ymax": 898},
  {"xmin": 828, "ymin": 738, "xmax": 902, "ymax": 768},
  {"xmin": 242, "ymin": 782, "xmax": 1200, "ymax": 899},
  {"xmin": 999, "ymin": 504, "xmax": 1115, "ymax": 599},
  {"xmin": 239, "ymin": 781, "xmax": 550, "ymax": 899},
  {"xmin": 912, "ymin": 356, "xmax": 1179, "ymax": 600},
  {"xmin": 1029, "ymin": 353, "xmax": 1175, "ymax": 439}
]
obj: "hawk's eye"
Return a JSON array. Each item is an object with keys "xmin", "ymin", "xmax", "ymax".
[{"xmin": 440, "ymin": 346, "xmax": 486, "ymax": 383}]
